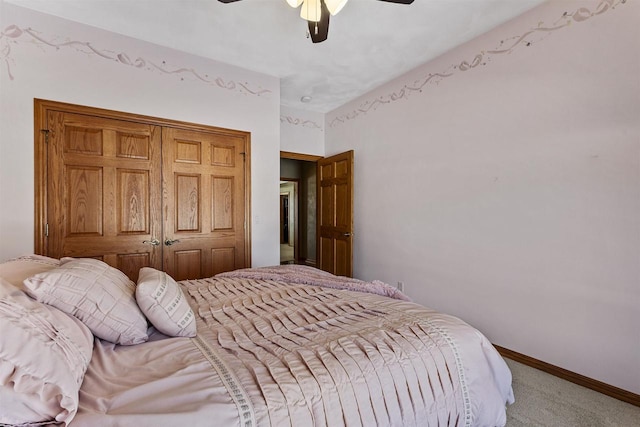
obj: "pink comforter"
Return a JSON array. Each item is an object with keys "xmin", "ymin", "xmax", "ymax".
[
  {"xmin": 217, "ymin": 265, "xmax": 411, "ymax": 301},
  {"xmin": 73, "ymin": 272, "xmax": 513, "ymax": 426}
]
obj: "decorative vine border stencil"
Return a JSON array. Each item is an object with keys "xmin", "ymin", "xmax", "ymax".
[
  {"xmin": 328, "ymin": 0, "xmax": 627, "ymax": 128},
  {"xmin": 280, "ymin": 114, "xmax": 323, "ymax": 131},
  {"xmin": 0, "ymin": 25, "xmax": 271, "ymax": 97}
]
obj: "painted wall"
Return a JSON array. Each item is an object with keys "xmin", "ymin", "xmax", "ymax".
[
  {"xmin": 326, "ymin": 0, "xmax": 640, "ymax": 394},
  {"xmin": 0, "ymin": 2, "xmax": 281, "ymax": 267},
  {"xmin": 280, "ymin": 105, "xmax": 324, "ymax": 156}
]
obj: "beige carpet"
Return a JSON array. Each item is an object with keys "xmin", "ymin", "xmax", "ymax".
[
  {"xmin": 280, "ymin": 243, "xmax": 294, "ymax": 264},
  {"xmin": 505, "ymin": 359, "xmax": 640, "ymax": 426}
]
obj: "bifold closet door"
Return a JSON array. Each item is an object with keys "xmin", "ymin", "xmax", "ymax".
[
  {"xmin": 162, "ymin": 127, "xmax": 247, "ymax": 281},
  {"xmin": 46, "ymin": 111, "xmax": 163, "ymax": 281}
]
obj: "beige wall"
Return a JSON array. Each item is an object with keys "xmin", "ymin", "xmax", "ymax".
[
  {"xmin": 280, "ymin": 105, "xmax": 325, "ymax": 156},
  {"xmin": 326, "ymin": 0, "xmax": 640, "ymax": 393}
]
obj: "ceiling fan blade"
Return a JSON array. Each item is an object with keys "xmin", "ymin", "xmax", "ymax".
[
  {"xmin": 218, "ymin": 0, "xmax": 243, "ymax": 3},
  {"xmin": 376, "ymin": 0, "xmax": 414, "ymax": 4},
  {"xmin": 308, "ymin": 1, "xmax": 330, "ymax": 43}
]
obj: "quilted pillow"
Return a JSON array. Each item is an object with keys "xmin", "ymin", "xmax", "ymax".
[
  {"xmin": 0, "ymin": 278, "xmax": 93, "ymax": 425},
  {"xmin": 24, "ymin": 257, "xmax": 149, "ymax": 345},
  {"xmin": 136, "ymin": 267, "xmax": 196, "ymax": 337},
  {"xmin": 0, "ymin": 254, "xmax": 60, "ymax": 291}
]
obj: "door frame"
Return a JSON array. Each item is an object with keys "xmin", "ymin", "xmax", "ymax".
[
  {"xmin": 280, "ymin": 151, "xmax": 322, "ymax": 266},
  {"xmin": 34, "ymin": 99, "xmax": 252, "ymax": 268}
]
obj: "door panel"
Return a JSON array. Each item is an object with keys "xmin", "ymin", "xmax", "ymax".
[
  {"xmin": 118, "ymin": 169, "xmax": 150, "ymax": 233},
  {"xmin": 175, "ymin": 174, "xmax": 201, "ymax": 232},
  {"xmin": 47, "ymin": 111, "xmax": 163, "ymax": 281},
  {"xmin": 212, "ymin": 248, "xmax": 236, "ymax": 276},
  {"xmin": 67, "ymin": 166, "xmax": 103, "ymax": 235},
  {"xmin": 212, "ymin": 176, "xmax": 234, "ymax": 230},
  {"xmin": 335, "ymin": 181, "xmax": 349, "ymax": 228},
  {"xmin": 317, "ymin": 150, "xmax": 353, "ymax": 277},
  {"xmin": 117, "ymin": 253, "xmax": 151, "ymax": 279},
  {"xmin": 320, "ymin": 236, "xmax": 334, "ymax": 272},
  {"xmin": 173, "ymin": 249, "xmax": 203, "ymax": 280},
  {"xmin": 163, "ymin": 128, "xmax": 247, "ymax": 281}
]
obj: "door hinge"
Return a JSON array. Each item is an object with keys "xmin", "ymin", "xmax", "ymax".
[
  {"xmin": 40, "ymin": 129, "xmax": 50, "ymax": 144},
  {"xmin": 240, "ymin": 152, "xmax": 246, "ymax": 162},
  {"xmin": 44, "ymin": 223, "xmax": 49, "ymax": 237}
]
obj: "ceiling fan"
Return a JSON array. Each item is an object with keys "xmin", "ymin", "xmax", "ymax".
[{"xmin": 218, "ymin": 0, "xmax": 414, "ymax": 43}]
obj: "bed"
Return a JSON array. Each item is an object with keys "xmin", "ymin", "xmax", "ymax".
[{"xmin": 0, "ymin": 255, "xmax": 514, "ymax": 426}]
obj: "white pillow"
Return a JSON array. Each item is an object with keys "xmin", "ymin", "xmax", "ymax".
[
  {"xmin": 0, "ymin": 278, "xmax": 94, "ymax": 425},
  {"xmin": 24, "ymin": 257, "xmax": 149, "ymax": 345},
  {"xmin": 0, "ymin": 254, "xmax": 60, "ymax": 291},
  {"xmin": 136, "ymin": 267, "xmax": 196, "ymax": 337}
]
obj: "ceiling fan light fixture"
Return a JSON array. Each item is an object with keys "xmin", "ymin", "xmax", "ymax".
[
  {"xmin": 324, "ymin": 0, "xmax": 348, "ymax": 15},
  {"xmin": 286, "ymin": 0, "xmax": 304, "ymax": 8},
  {"xmin": 218, "ymin": 0, "xmax": 414, "ymax": 43},
  {"xmin": 300, "ymin": 0, "xmax": 322, "ymax": 22}
]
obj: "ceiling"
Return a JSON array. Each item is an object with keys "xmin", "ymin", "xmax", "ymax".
[{"xmin": 8, "ymin": 0, "xmax": 547, "ymax": 113}]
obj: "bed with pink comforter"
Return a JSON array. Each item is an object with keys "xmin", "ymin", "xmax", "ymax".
[{"xmin": 73, "ymin": 266, "xmax": 513, "ymax": 426}]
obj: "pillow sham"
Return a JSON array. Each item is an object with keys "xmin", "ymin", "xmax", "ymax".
[
  {"xmin": 24, "ymin": 257, "xmax": 149, "ymax": 345},
  {"xmin": 136, "ymin": 267, "xmax": 196, "ymax": 337},
  {"xmin": 0, "ymin": 278, "xmax": 94, "ymax": 425},
  {"xmin": 0, "ymin": 254, "xmax": 60, "ymax": 291}
]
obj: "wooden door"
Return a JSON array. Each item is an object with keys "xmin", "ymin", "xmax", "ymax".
[
  {"xmin": 37, "ymin": 100, "xmax": 251, "ymax": 281},
  {"xmin": 162, "ymin": 127, "xmax": 248, "ymax": 280},
  {"xmin": 46, "ymin": 111, "xmax": 163, "ymax": 281},
  {"xmin": 317, "ymin": 150, "xmax": 353, "ymax": 277}
]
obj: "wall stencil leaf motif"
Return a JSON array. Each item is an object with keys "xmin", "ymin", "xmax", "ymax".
[
  {"xmin": 0, "ymin": 25, "xmax": 271, "ymax": 98},
  {"xmin": 1, "ymin": 24, "xmax": 22, "ymax": 80},
  {"xmin": 280, "ymin": 115, "xmax": 323, "ymax": 132},
  {"xmin": 329, "ymin": 0, "xmax": 626, "ymax": 127}
]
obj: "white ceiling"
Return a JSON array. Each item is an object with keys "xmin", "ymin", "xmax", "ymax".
[{"xmin": 8, "ymin": 0, "xmax": 547, "ymax": 113}]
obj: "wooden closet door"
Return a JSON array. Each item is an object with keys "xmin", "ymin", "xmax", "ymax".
[
  {"xmin": 47, "ymin": 111, "xmax": 163, "ymax": 281},
  {"xmin": 162, "ymin": 127, "xmax": 247, "ymax": 280}
]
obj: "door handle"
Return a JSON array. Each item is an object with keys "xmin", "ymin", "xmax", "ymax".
[
  {"xmin": 142, "ymin": 239, "xmax": 160, "ymax": 246},
  {"xmin": 342, "ymin": 232, "xmax": 352, "ymax": 237},
  {"xmin": 164, "ymin": 238, "xmax": 181, "ymax": 246}
]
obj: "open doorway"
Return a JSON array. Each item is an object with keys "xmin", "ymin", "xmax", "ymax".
[
  {"xmin": 280, "ymin": 152, "xmax": 320, "ymax": 266},
  {"xmin": 280, "ymin": 150, "xmax": 354, "ymax": 276},
  {"xmin": 279, "ymin": 180, "xmax": 297, "ymax": 264}
]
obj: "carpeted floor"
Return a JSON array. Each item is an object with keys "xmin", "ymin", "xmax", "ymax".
[
  {"xmin": 280, "ymin": 243, "xmax": 294, "ymax": 264},
  {"xmin": 505, "ymin": 359, "xmax": 640, "ymax": 426}
]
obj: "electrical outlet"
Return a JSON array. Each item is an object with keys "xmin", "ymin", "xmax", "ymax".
[{"xmin": 397, "ymin": 281, "xmax": 404, "ymax": 292}]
